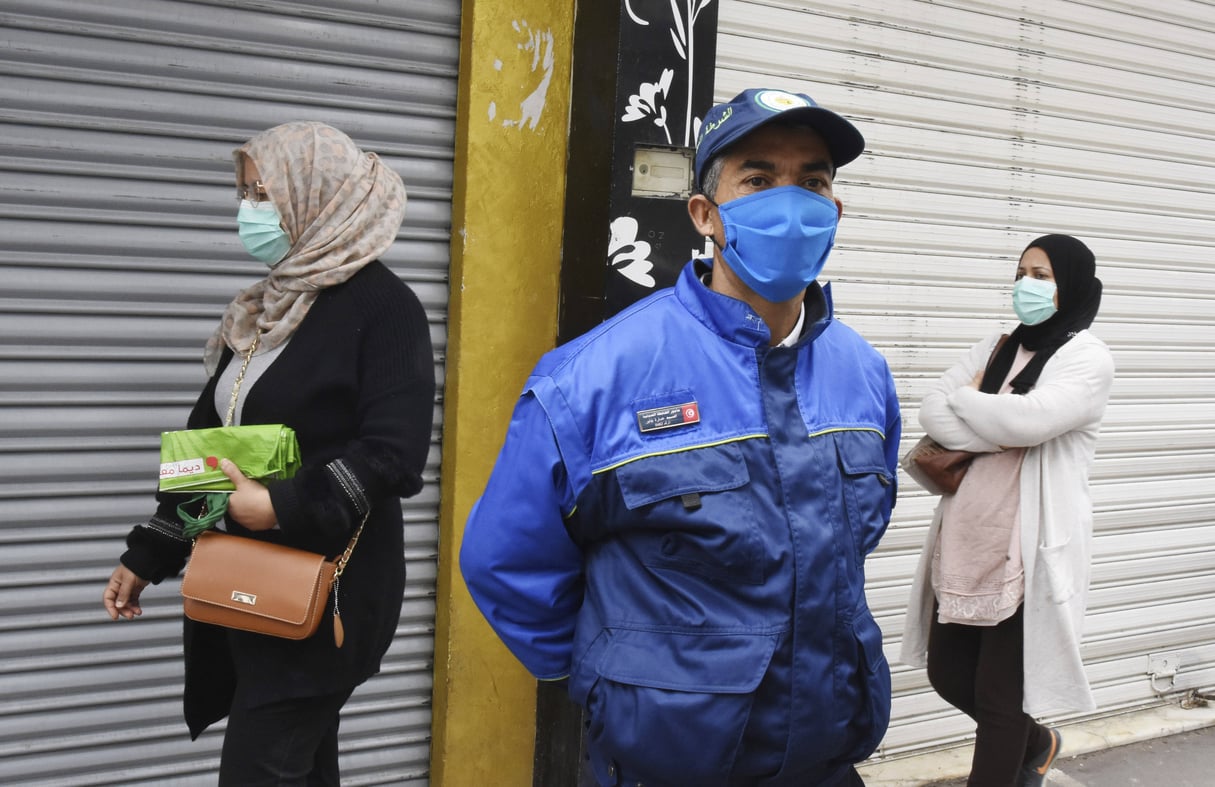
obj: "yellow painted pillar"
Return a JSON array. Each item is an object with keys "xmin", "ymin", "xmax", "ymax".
[{"xmin": 431, "ymin": 2, "xmax": 576, "ymax": 785}]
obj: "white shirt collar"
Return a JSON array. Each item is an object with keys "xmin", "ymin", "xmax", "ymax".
[{"xmin": 776, "ymin": 303, "xmax": 806, "ymax": 348}]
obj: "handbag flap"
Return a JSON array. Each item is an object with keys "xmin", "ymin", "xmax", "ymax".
[{"xmin": 181, "ymin": 531, "xmax": 334, "ymax": 626}]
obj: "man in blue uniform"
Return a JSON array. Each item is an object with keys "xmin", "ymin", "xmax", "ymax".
[{"xmin": 460, "ymin": 88, "xmax": 901, "ymax": 786}]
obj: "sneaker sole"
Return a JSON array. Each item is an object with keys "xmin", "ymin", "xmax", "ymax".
[{"xmin": 1033, "ymin": 728, "xmax": 1062, "ymax": 775}]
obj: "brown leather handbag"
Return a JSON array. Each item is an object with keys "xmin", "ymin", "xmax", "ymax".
[
  {"xmin": 900, "ymin": 436, "xmax": 977, "ymax": 496},
  {"xmin": 901, "ymin": 334, "xmax": 1010, "ymax": 496},
  {"xmin": 180, "ymin": 518, "xmax": 364, "ymax": 646}
]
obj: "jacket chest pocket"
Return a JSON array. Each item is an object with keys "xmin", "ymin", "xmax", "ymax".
[
  {"xmin": 834, "ymin": 431, "xmax": 894, "ymax": 564},
  {"xmin": 613, "ymin": 442, "xmax": 763, "ymax": 584}
]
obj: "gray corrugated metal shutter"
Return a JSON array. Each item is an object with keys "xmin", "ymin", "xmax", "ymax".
[
  {"xmin": 718, "ymin": 0, "xmax": 1215, "ymax": 762},
  {"xmin": 0, "ymin": 1, "xmax": 457, "ymax": 783}
]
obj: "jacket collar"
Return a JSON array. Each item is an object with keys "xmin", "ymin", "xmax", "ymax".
[{"xmin": 676, "ymin": 259, "xmax": 833, "ymax": 348}]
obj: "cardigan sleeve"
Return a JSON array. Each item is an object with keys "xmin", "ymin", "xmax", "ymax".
[
  {"xmin": 918, "ymin": 332, "xmax": 1005, "ymax": 453},
  {"xmin": 268, "ymin": 273, "xmax": 435, "ymax": 549},
  {"xmin": 120, "ymin": 367, "xmax": 227, "ymax": 583},
  {"xmin": 947, "ymin": 334, "xmax": 1114, "ymax": 448}
]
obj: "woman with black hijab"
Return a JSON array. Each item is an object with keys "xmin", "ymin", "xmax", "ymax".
[{"xmin": 900, "ymin": 235, "xmax": 1115, "ymax": 786}]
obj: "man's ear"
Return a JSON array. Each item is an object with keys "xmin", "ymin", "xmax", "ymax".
[
  {"xmin": 834, "ymin": 198, "xmax": 843, "ymax": 220},
  {"xmin": 688, "ymin": 193, "xmax": 716, "ymax": 237}
]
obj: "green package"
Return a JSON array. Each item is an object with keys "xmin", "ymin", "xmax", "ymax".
[{"xmin": 159, "ymin": 424, "xmax": 301, "ymax": 493}]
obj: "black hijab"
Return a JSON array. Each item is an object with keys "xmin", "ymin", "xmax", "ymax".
[{"xmin": 980, "ymin": 234, "xmax": 1103, "ymax": 395}]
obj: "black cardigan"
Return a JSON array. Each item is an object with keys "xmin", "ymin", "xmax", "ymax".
[{"xmin": 121, "ymin": 261, "xmax": 435, "ymax": 737}]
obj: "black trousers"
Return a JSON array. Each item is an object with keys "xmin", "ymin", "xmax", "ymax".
[
  {"xmin": 927, "ymin": 605, "xmax": 1051, "ymax": 787},
  {"xmin": 219, "ymin": 684, "xmax": 355, "ymax": 787}
]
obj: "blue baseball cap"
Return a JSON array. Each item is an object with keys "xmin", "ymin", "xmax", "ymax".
[{"xmin": 694, "ymin": 88, "xmax": 865, "ymax": 189}]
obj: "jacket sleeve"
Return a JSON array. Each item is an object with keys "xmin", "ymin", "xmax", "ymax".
[
  {"xmin": 947, "ymin": 335, "xmax": 1114, "ymax": 448},
  {"xmin": 918, "ymin": 332, "xmax": 1005, "ymax": 453},
  {"xmin": 459, "ymin": 390, "xmax": 585, "ymax": 680},
  {"xmin": 883, "ymin": 366, "xmax": 902, "ymax": 516}
]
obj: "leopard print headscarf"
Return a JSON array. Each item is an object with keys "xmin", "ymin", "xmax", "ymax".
[{"xmin": 204, "ymin": 121, "xmax": 407, "ymax": 374}]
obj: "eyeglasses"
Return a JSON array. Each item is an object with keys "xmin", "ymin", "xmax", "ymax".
[{"xmin": 237, "ymin": 181, "xmax": 270, "ymax": 207}]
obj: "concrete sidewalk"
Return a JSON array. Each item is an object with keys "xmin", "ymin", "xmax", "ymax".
[
  {"xmin": 926, "ymin": 724, "xmax": 1212, "ymax": 786},
  {"xmin": 857, "ymin": 700, "xmax": 1215, "ymax": 787}
]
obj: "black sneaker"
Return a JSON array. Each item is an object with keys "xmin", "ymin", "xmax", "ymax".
[{"xmin": 1018, "ymin": 727, "xmax": 1062, "ymax": 786}]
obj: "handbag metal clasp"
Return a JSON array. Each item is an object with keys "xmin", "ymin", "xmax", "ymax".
[{"xmin": 231, "ymin": 591, "xmax": 257, "ymax": 605}]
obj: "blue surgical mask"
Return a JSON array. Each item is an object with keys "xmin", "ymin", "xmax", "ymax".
[
  {"xmin": 237, "ymin": 199, "xmax": 291, "ymax": 266},
  {"xmin": 1013, "ymin": 277, "xmax": 1058, "ymax": 325},
  {"xmin": 714, "ymin": 186, "xmax": 838, "ymax": 303}
]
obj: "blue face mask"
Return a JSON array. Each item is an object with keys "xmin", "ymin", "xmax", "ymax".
[
  {"xmin": 714, "ymin": 186, "xmax": 838, "ymax": 303},
  {"xmin": 237, "ymin": 199, "xmax": 291, "ymax": 266},
  {"xmin": 1012, "ymin": 277, "xmax": 1058, "ymax": 325}
]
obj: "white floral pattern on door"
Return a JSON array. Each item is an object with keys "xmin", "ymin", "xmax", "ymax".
[
  {"xmin": 613, "ymin": 0, "xmax": 716, "ymax": 290},
  {"xmin": 609, "ymin": 217, "xmax": 656, "ymax": 287}
]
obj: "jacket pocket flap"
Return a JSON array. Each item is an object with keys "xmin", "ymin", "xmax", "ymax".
[
  {"xmin": 616, "ymin": 442, "xmax": 750, "ymax": 510},
  {"xmin": 833, "ymin": 430, "xmax": 889, "ymax": 477},
  {"xmin": 855, "ymin": 614, "xmax": 888, "ymax": 671},
  {"xmin": 596, "ymin": 628, "xmax": 779, "ymax": 693}
]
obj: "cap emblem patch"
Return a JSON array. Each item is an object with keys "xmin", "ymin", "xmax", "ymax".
[{"xmin": 754, "ymin": 89, "xmax": 813, "ymax": 113}]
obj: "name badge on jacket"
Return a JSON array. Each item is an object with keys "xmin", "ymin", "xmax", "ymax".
[{"xmin": 636, "ymin": 401, "xmax": 700, "ymax": 433}]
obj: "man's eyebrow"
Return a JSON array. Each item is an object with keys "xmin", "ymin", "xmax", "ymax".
[
  {"xmin": 736, "ymin": 158, "xmax": 833, "ymax": 173},
  {"xmin": 738, "ymin": 158, "xmax": 777, "ymax": 172}
]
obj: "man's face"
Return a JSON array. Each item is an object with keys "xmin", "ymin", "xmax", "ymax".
[
  {"xmin": 712, "ymin": 123, "xmax": 836, "ymax": 205},
  {"xmin": 688, "ymin": 123, "xmax": 844, "ymax": 273}
]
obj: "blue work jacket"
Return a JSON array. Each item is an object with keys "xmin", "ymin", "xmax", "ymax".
[{"xmin": 461, "ymin": 260, "xmax": 901, "ymax": 786}]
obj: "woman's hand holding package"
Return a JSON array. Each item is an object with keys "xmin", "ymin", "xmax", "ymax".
[{"xmin": 220, "ymin": 458, "xmax": 278, "ymax": 531}]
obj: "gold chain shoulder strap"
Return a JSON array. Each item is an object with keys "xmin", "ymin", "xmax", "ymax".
[
  {"xmin": 331, "ymin": 511, "xmax": 371, "ymax": 648},
  {"xmin": 223, "ymin": 330, "xmax": 262, "ymax": 427},
  {"xmin": 334, "ymin": 512, "xmax": 368, "ymax": 578}
]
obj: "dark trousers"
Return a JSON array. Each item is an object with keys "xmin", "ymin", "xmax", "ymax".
[
  {"xmin": 927, "ymin": 605, "xmax": 1051, "ymax": 787},
  {"xmin": 219, "ymin": 685, "xmax": 355, "ymax": 787}
]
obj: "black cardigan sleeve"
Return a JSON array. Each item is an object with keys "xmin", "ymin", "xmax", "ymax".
[
  {"xmin": 267, "ymin": 266, "xmax": 435, "ymax": 552},
  {"xmin": 120, "ymin": 362, "xmax": 228, "ymax": 583}
]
